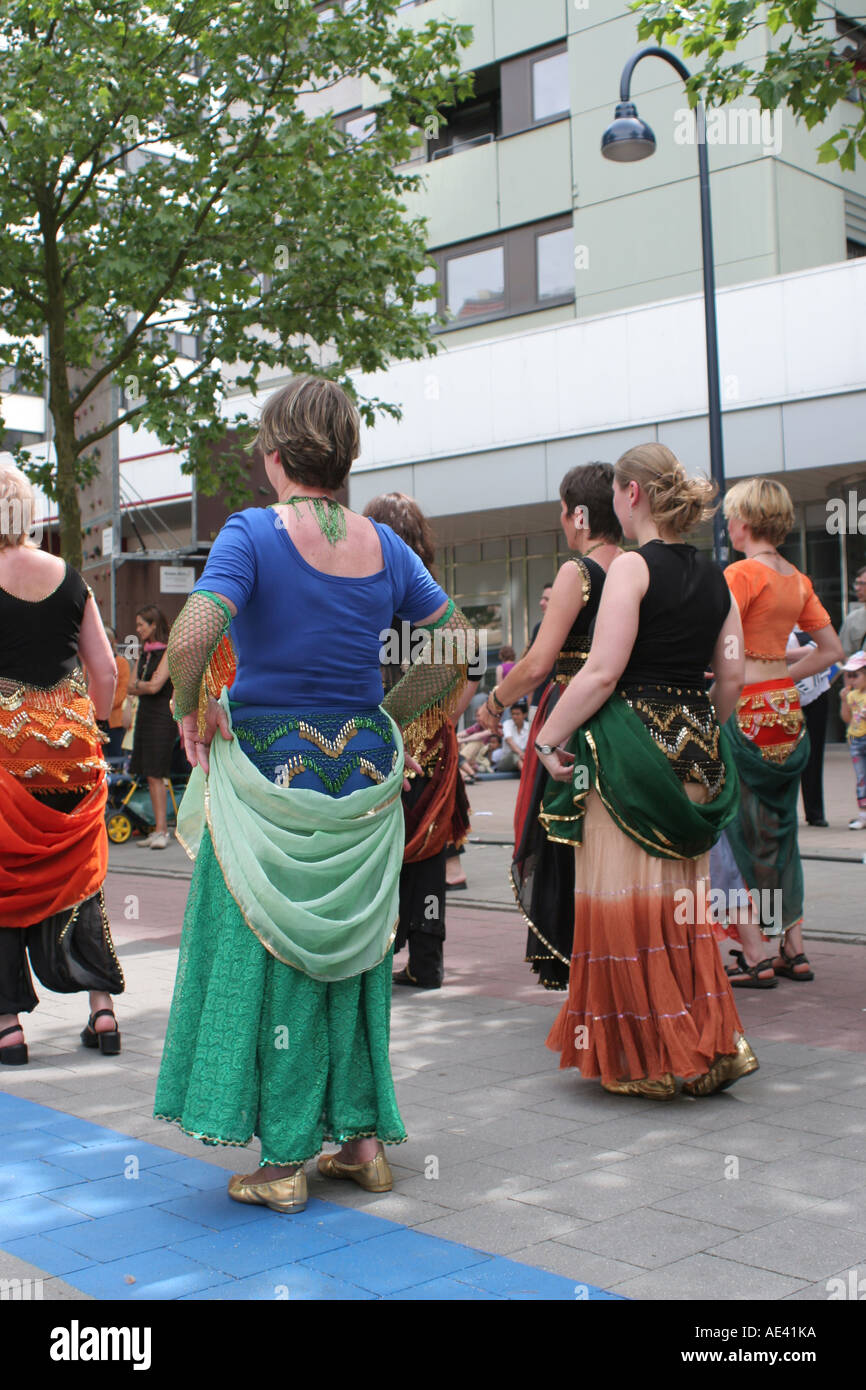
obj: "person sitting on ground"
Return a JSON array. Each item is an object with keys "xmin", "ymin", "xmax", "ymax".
[{"xmin": 492, "ymin": 703, "xmax": 529, "ymax": 773}]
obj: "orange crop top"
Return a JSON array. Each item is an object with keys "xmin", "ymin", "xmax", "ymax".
[{"xmin": 724, "ymin": 559, "xmax": 831, "ymax": 661}]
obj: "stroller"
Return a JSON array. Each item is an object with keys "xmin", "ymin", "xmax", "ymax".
[{"xmin": 104, "ymin": 740, "xmax": 191, "ymax": 844}]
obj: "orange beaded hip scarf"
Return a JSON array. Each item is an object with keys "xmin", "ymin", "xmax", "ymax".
[
  {"xmin": 0, "ymin": 668, "xmax": 108, "ymax": 794},
  {"xmin": 0, "ymin": 671, "xmax": 108, "ymax": 927}
]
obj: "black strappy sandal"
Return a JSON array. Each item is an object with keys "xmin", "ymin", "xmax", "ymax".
[
  {"xmin": 81, "ymin": 1009, "xmax": 122, "ymax": 1055},
  {"xmin": 725, "ymin": 950, "xmax": 778, "ymax": 989},
  {"xmin": 0, "ymin": 1023, "xmax": 28, "ymax": 1066}
]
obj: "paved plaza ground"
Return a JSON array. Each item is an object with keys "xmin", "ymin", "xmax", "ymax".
[{"xmin": 1, "ymin": 746, "xmax": 865, "ymax": 1304}]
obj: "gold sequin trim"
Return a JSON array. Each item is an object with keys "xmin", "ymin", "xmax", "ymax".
[
  {"xmin": 0, "ymin": 667, "xmax": 89, "ymax": 711},
  {"xmin": 569, "ymin": 556, "xmax": 592, "ymax": 608},
  {"xmin": 298, "ymin": 717, "xmax": 360, "ymax": 757},
  {"xmin": 625, "ymin": 694, "xmax": 725, "ymax": 797},
  {"xmin": 509, "ymin": 865, "xmax": 570, "ymax": 966}
]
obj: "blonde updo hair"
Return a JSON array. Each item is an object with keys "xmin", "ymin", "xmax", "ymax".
[
  {"xmin": 614, "ymin": 443, "xmax": 716, "ymax": 537},
  {"xmin": 0, "ymin": 464, "xmax": 37, "ymax": 549},
  {"xmin": 723, "ymin": 478, "xmax": 794, "ymax": 549}
]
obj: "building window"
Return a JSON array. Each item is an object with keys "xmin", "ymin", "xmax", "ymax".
[
  {"xmin": 428, "ymin": 64, "xmax": 500, "ymax": 160},
  {"xmin": 433, "ymin": 216, "xmax": 573, "ymax": 327},
  {"xmin": 536, "ymin": 225, "xmax": 574, "ymax": 300},
  {"xmin": 445, "ymin": 245, "xmax": 506, "ymax": 321},
  {"xmin": 500, "ymin": 42, "xmax": 569, "ymax": 138},
  {"xmin": 848, "ymin": 239, "xmax": 866, "ymax": 259},
  {"xmin": 339, "ymin": 109, "xmax": 376, "ymax": 140},
  {"xmin": 531, "ymin": 49, "xmax": 569, "ymax": 123}
]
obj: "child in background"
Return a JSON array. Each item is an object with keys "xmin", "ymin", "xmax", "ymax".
[{"xmin": 839, "ymin": 651, "xmax": 866, "ymax": 829}]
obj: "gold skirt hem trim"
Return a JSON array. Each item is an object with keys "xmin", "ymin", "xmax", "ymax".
[
  {"xmin": 508, "ymin": 864, "xmax": 570, "ymax": 966},
  {"xmin": 154, "ymin": 1113, "xmax": 408, "ymax": 1164}
]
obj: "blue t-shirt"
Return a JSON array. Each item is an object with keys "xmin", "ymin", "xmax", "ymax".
[{"xmin": 192, "ymin": 507, "xmax": 446, "ymax": 710}]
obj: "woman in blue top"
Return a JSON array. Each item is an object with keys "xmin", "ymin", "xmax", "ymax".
[{"xmin": 154, "ymin": 377, "xmax": 471, "ymax": 1213}]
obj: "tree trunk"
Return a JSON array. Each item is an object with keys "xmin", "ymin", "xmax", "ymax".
[
  {"xmin": 41, "ymin": 202, "xmax": 83, "ymax": 569},
  {"xmin": 53, "ymin": 409, "xmax": 82, "ymax": 569}
]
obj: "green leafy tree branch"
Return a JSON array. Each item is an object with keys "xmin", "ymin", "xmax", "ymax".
[
  {"xmin": 631, "ymin": 1, "xmax": 866, "ymax": 169},
  {"xmin": 0, "ymin": 0, "xmax": 472, "ymax": 566}
]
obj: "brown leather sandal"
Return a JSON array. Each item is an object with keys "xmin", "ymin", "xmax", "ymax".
[{"xmin": 725, "ymin": 950, "xmax": 778, "ymax": 989}]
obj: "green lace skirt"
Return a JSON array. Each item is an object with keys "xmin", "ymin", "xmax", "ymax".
[{"xmin": 154, "ymin": 829, "xmax": 407, "ymax": 1165}]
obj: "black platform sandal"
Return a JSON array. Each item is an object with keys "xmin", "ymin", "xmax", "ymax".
[
  {"xmin": 81, "ymin": 1009, "xmax": 121, "ymax": 1055},
  {"xmin": 0, "ymin": 1023, "xmax": 28, "ymax": 1066}
]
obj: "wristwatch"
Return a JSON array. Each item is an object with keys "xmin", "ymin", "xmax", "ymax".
[{"xmin": 535, "ymin": 742, "xmax": 556, "ymax": 756}]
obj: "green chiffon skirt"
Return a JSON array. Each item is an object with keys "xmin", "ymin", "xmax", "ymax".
[{"xmin": 154, "ymin": 828, "xmax": 407, "ymax": 1165}]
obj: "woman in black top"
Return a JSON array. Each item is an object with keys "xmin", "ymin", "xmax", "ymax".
[
  {"xmin": 0, "ymin": 464, "xmax": 124, "ymax": 1063},
  {"xmin": 479, "ymin": 463, "xmax": 622, "ymax": 989},
  {"xmin": 128, "ymin": 605, "xmax": 177, "ymax": 849},
  {"xmin": 536, "ymin": 444, "xmax": 756, "ymax": 1099}
]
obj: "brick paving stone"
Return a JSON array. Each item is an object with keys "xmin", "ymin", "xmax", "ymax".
[
  {"xmin": 610, "ymin": 1253, "xmax": 808, "ymax": 1301},
  {"xmin": 782, "ymin": 1267, "xmax": 866, "ymax": 1301},
  {"xmin": 553, "ymin": 1114, "xmax": 705, "ymax": 1155},
  {"xmin": 556, "ymin": 1207, "xmax": 744, "ymax": 1268},
  {"xmin": 683, "ymin": 1120, "xmax": 835, "ymax": 1160},
  {"xmin": 650, "ymin": 1181, "xmax": 827, "ymax": 1231},
  {"xmin": 483, "ymin": 1137, "xmax": 631, "ymax": 1182},
  {"xmin": 752, "ymin": 1100, "xmax": 866, "ymax": 1139},
  {"xmin": 600, "ymin": 1142, "xmax": 766, "ymax": 1187},
  {"xmin": 413, "ymin": 1199, "xmax": 580, "ymax": 1255},
  {"xmin": 795, "ymin": 1187, "xmax": 866, "ymax": 1235},
  {"xmin": 707, "ymin": 1218, "xmax": 866, "ymax": 1282},
  {"xmin": 747, "ymin": 1151, "xmax": 866, "ymax": 1198},
  {"xmin": 393, "ymin": 1160, "xmax": 543, "ymax": 1211},
  {"xmin": 507, "ymin": 1240, "xmax": 645, "ymax": 1289},
  {"xmin": 514, "ymin": 1171, "xmax": 686, "ymax": 1222}
]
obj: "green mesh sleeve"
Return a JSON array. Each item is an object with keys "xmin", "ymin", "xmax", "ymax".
[
  {"xmin": 381, "ymin": 601, "xmax": 473, "ymax": 756},
  {"xmin": 166, "ymin": 590, "xmax": 232, "ymax": 721}
]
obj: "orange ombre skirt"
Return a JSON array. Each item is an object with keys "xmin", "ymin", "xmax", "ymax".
[{"xmin": 546, "ymin": 788, "xmax": 744, "ymax": 1084}]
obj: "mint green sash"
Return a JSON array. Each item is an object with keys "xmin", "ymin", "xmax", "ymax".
[
  {"xmin": 176, "ymin": 691, "xmax": 405, "ymax": 981},
  {"xmin": 541, "ymin": 694, "xmax": 740, "ymax": 859}
]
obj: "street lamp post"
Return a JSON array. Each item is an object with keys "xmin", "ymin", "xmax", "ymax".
[{"xmin": 601, "ymin": 46, "xmax": 728, "ymax": 565}]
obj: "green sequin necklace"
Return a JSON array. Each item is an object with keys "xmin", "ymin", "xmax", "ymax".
[{"xmin": 272, "ymin": 495, "xmax": 347, "ymax": 546}]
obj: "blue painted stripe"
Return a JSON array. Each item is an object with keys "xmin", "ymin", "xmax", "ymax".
[{"xmin": 0, "ymin": 1094, "xmax": 623, "ymax": 1301}]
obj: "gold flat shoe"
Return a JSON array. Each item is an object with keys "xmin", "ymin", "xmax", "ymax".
[
  {"xmin": 317, "ymin": 1143, "xmax": 393, "ymax": 1192},
  {"xmin": 227, "ymin": 1168, "xmax": 307, "ymax": 1213},
  {"xmin": 683, "ymin": 1037, "xmax": 759, "ymax": 1097},
  {"xmin": 602, "ymin": 1074, "xmax": 675, "ymax": 1100}
]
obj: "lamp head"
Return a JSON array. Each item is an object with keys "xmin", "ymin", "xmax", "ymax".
[{"xmin": 601, "ymin": 101, "xmax": 656, "ymax": 162}]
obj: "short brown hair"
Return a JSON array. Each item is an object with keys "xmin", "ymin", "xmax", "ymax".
[
  {"xmin": 615, "ymin": 443, "xmax": 716, "ymax": 537},
  {"xmin": 559, "ymin": 462, "xmax": 622, "ymax": 544},
  {"xmin": 723, "ymin": 478, "xmax": 795, "ymax": 548},
  {"xmin": 363, "ymin": 492, "xmax": 438, "ymax": 579},
  {"xmin": 255, "ymin": 375, "xmax": 360, "ymax": 490}
]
